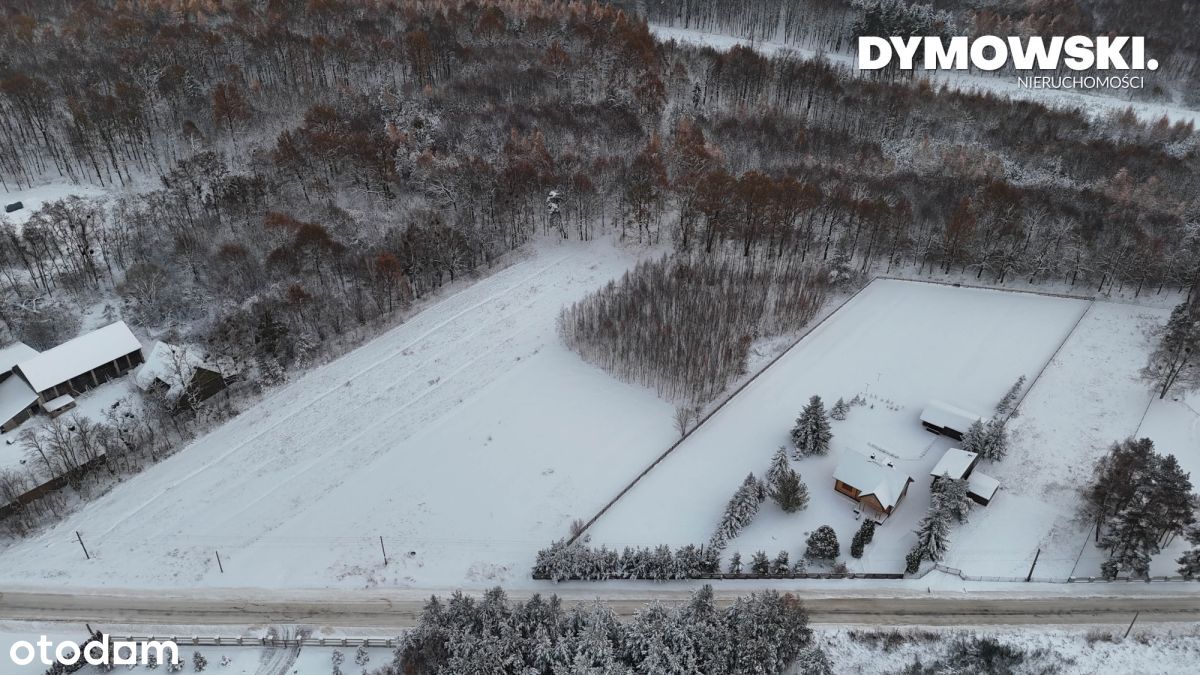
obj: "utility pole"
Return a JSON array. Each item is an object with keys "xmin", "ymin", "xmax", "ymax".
[
  {"xmin": 1124, "ymin": 611, "xmax": 1140, "ymax": 639},
  {"xmin": 215, "ymin": 550, "xmax": 224, "ymax": 573},
  {"xmin": 379, "ymin": 536, "xmax": 388, "ymax": 566},
  {"xmin": 1025, "ymin": 548, "xmax": 1041, "ymax": 582},
  {"xmin": 75, "ymin": 531, "xmax": 90, "ymax": 560}
]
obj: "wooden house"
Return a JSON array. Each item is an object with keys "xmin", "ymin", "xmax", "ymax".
[{"xmin": 833, "ymin": 451, "xmax": 914, "ymax": 521}]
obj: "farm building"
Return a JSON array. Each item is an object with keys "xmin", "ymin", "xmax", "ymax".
[
  {"xmin": 0, "ymin": 342, "xmax": 37, "ymax": 384},
  {"xmin": 12, "ymin": 321, "xmax": 143, "ymax": 409},
  {"xmin": 930, "ymin": 447, "xmax": 1000, "ymax": 506},
  {"xmin": 135, "ymin": 342, "xmax": 229, "ymax": 410},
  {"xmin": 919, "ymin": 400, "xmax": 984, "ymax": 441},
  {"xmin": 0, "ymin": 376, "xmax": 38, "ymax": 433},
  {"xmin": 833, "ymin": 451, "xmax": 914, "ymax": 521}
]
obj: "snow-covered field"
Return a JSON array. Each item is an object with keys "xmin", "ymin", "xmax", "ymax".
[
  {"xmin": 586, "ymin": 280, "xmax": 1090, "ymax": 575},
  {"xmin": 652, "ymin": 26, "xmax": 1200, "ymax": 126},
  {"xmin": 0, "ymin": 238, "xmax": 677, "ymax": 590},
  {"xmin": 816, "ymin": 623, "xmax": 1200, "ymax": 675}
]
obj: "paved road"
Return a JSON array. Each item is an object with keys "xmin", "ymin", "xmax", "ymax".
[{"xmin": 1, "ymin": 589, "xmax": 1196, "ymax": 628}]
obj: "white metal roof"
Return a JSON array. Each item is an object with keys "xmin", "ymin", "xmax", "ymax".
[
  {"xmin": 968, "ymin": 471, "xmax": 1000, "ymax": 501},
  {"xmin": 42, "ymin": 394, "xmax": 76, "ymax": 413},
  {"xmin": 0, "ymin": 376, "xmax": 37, "ymax": 425},
  {"xmin": 0, "ymin": 342, "xmax": 37, "ymax": 374},
  {"xmin": 920, "ymin": 400, "xmax": 984, "ymax": 434},
  {"xmin": 834, "ymin": 451, "xmax": 913, "ymax": 510},
  {"xmin": 14, "ymin": 321, "xmax": 141, "ymax": 393},
  {"xmin": 930, "ymin": 447, "xmax": 978, "ymax": 480},
  {"xmin": 135, "ymin": 341, "xmax": 216, "ymax": 399}
]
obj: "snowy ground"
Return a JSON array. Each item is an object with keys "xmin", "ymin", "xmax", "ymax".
[
  {"xmin": 0, "ymin": 237, "xmax": 678, "ymax": 590},
  {"xmin": 950, "ymin": 302, "xmax": 1196, "ymax": 580},
  {"xmin": 0, "ymin": 182, "xmax": 111, "ymax": 232},
  {"xmin": 815, "ymin": 623, "xmax": 1200, "ymax": 675},
  {"xmin": 586, "ymin": 280, "xmax": 1090, "ymax": 575},
  {"xmin": 652, "ymin": 26, "xmax": 1200, "ymax": 126}
]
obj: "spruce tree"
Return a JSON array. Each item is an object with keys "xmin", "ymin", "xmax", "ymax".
[
  {"xmin": 750, "ymin": 551, "xmax": 771, "ymax": 575},
  {"xmin": 1177, "ymin": 527, "xmax": 1200, "ymax": 579},
  {"xmin": 914, "ymin": 510, "xmax": 951, "ymax": 562},
  {"xmin": 791, "ymin": 395, "xmax": 833, "ymax": 457},
  {"xmin": 727, "ymin": 552, "xmax": 743, "ymax": 574},
  {"xmin": 904, "ymin": 547, "xmax": 923, "ymax": 574},
  {"xmin": 766, "ymin": 446, "xmax": 790, "ymax": 485},
  {"xmin": 931, "ymin": 476, "xmax": 972, "ymax": 523},
  {"xmin": 960, "ymin": 419, "xmax": 987, "ymax": 456},
  {"xmin": 830, "ymin": 397, "xmax": 849, "ymax": 421},
  {"xmin": 850, "ymin": 519, "xmax": 876, "ymax": 558},
  {"xmin": 804, "ymin": 525, "xmax": 839, "ymax": 561},
  {"xmin": 772, "ymin": 550, "xmax": 790, "ymax": 574}
]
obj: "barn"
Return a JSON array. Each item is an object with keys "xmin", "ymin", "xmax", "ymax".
[
  {"xmin": 0, "ymin": 377, "xmax": 38, "ymax": 433},
  {"xmin": 919, "ymin": 400, "xmax": 984, "ymax": 441},
  {"xmin": 0, "ymin": 342, "xmax": 37, "ymax": 384},
  {"xmin": 833, "ymin": 451, "xmax": 914, "ymax": 521},
  {"xmin": 12, "ymin": 321, "xmax": 144, "ymax": 409},
  {"xmin": 135, "ymin": 342, "xmax": 230, "ymax": 411}
]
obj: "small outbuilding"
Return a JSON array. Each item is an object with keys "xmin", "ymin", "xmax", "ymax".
[
  {"xmin": 919, "ymin": 400, "xmax": 983, "ymax": 441},
  {"xmin": 929, "ymin": 447, "xmax": 981, "ymax": 481},
  {"xmin": 833, "ymin": 451, "xmax": 914, "ymax": 521},
  {"xmin": 13, "ymin": 321, "xmax": 143, "ymax": 404},
  {"xmin": 967, "ymin": 472, "xmax": 1000, "ymax": 506},
  {"xmin": 134, "ymin": 341, "xmax": 229, "ymax": 411}
]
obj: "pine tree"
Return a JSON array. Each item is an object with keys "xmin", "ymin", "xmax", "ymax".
[
  {"xmin": 995, "ymin": 375, "xmax": 1026, "ymax": 417},
  {"xmin": 914, "ymin": 510, "xmax": 951, "ymax": 562},
  {"xmin": 849, "ymin": 519, "xmax": 876, "ymax": 558},
  {"xmin": 727, "ymin": 552, "xmax": 742, "ymax": 574},
  {"xmin": 960, "ymin": 419, "xmax": 987, "ymax": 455},
  {"xmin": 830, "ymin": 397, "xmax": 849, "ymax": 421},
  {"xmin": 981, "ymin": 420, "xmax": 1009, "ymax": 460},
  {"xmin": 193, "ymin": 652, "xmax": 207, "ymax": 671},
  {"xmin": 772, "ymin": 550, "xmax": 790, "ymax": 574},
  {"xmin": 791, "ymin": 395, "xmax": 833, "ymax": 457},
  {"xmin": 766, "ymin": 446, "xmax": 790, "ymax": 485},
  {"xmin": 750, "ymin": 551, "xmax": 771, "ymax": 575},
  {"xmin": 904, "ymin": 547, "xmax": 923, "ymax": 574},
  {"xmin": 804, "ymin": 525, "xmax": 839, "ymax": 561},
  {"xmin": 768, "ymin": 463, "xmax": 810, "ymax": 513},
  {"xmin": 711, "ymin": 473, "xmax": 766, "ymax": 549}
]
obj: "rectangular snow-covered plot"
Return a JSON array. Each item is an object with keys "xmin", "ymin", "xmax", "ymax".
[
  {"xmin": 0, "ymin": 240, "xmax": 676, "ymax": 590},
  {"xmin": 585, "ymin": 280, "xmax": 1087, "ymax": 572},
  {"xmin": 946, "ymin": 302, "xmax": 1173, "ymax": 579}
]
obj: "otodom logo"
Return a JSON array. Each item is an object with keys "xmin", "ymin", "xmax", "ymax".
[
  {"xmin": 8, "ymin": 635, "xmax": 180, "ymax": 668},
  {"xmin": 858, "ymin": 35, "xmax": 1159, "ymax": 89}
]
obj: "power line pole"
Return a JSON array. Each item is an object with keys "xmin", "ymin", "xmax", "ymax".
[
  {"xmin": 379, "ymin": 536, "xmax": 388, "ymax": 566},
  {"xmin": 1124, "ymin": 611, "xmax": 1140, "ymax": 639},
  {"xmin": 75, "ymin": 531, "xmax": 90, "ymax": 560},
  {"xmin": 1025, "ymin": 548, "xmax": 1041, "ymax": 582},
  {"xmin": 215, "ymin": 550, "xmax": 224, "ymax": 573}
]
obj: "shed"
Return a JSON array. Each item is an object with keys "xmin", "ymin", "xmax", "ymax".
[
  {"xmin": 42, "ymin": 395, "xmax": 76, "ymax": 418},
  {"xmin": 135, "ymin": 341, "xmax": 229, "ymax": 410},
  {"xmin": 833, "ymin": 451, "xmax": 914, "ymax": 519},
  {"xmin": 4, "ymin": 201, "xmax": 22, "ymax": 213},
  {"xmin": 930, "ymin": 448, "xmax": 980, "ymax": 481},
  {"xmin": 13, "ymin": 321, "xmax": 143, "ymax": 403},
  {"xmin": 967, "ymin": 472, "xmax": 1000, "ymax": 506},
  {"xmin": 0, "ymin": 342, "xmax": 37, "ymax": 384},
  {"xmin": 0, "ymin": 376, "xmax": 38, "ymax": 433},
  {"xmin": 920, "ymin": 400, "xmax": 984, "ymax": 441}
]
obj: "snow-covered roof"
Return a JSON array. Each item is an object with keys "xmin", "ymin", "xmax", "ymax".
[
  {"xmin": 14, "ymin": 322, "xmax": 141, "ymax": 393},
  {"xmin": 834, "ymin": 451, "xmax": 913, "ymax": 510},
  {"xmin": 930, "ymin": 447, "xmax": 978, "ymax": 480},
  {"xmin": 43, "ymin": 394, "xmax": 76, "ymax": 413},
  {"xmin": 135, "ymin": 341, "xmax": 219, "ymax": 398},
  {"xmin": 0, "ymin": 376, "xmax": 37, "ymax": 424},
  {"xmin": 968, "ymin": 471, "xmax": 1000, "ymax": 501},
  {"xmin": 920, "ymin": 400, "xmax": 983, "ymax": 433},
  {"xmin": 0, "ymin": 342, "xmax": 37, "ymax": 374}
]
